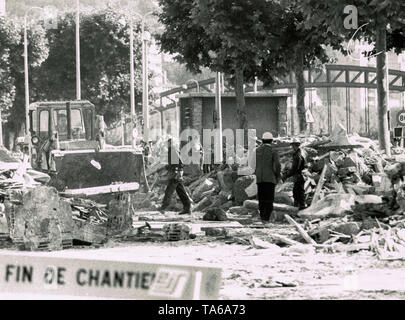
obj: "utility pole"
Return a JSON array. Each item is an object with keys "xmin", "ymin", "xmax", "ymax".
[
  {"xmin": 129, "ymin": 11, "xmax": 154, "ymax": 144},
  {"xmin": 76, "ymin": 0, "xmax": 81, "ymax": 100},
  {"xmin": 129, "ymin": 18, "xmax": 136, "ymax": 147},
  {"xmin": 0, "ymin": 0, "xmax": 5, "ymax": 147},
  {"xmin": 214, "ymin": 72, "xmax": 223, "ymax": 163},
  {"xmin": 142, "ymin": 20, "xmax": 150, "ymax": 142},
  {"xmin": 24, "ymin": 7, "xmax": 46, "ymax": 157}
]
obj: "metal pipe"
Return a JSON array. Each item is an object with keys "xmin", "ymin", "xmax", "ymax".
[
  {"xmin": 142, "ymin": 19, "xmax": 148, "ymax": 142},
  {"xmin": 76, "ymin": 0, "xmax": 81, "ymax": 100},
  {"xmin": 24, "ymin": 17, "xmax": 29, "ymax": 137},
  {"xmin": 129, "ymin": 18, "xmax": 136, "ymax": 144},
  {"xmin": 215, "ymin": 72, "xmax": 223, "ymax": 163},
  {"xmin": 121, "ymin": 112, "xmax": 125, "ymax": 146},
  {"xmin": 127, "ymin": 10, "xmax": 154, "ymax": 143},
  {"xmin": 186, "ymin": 79, "xmax": 200, "ymax": 92},
  {"xmin": 66, "ymin": 101, "xmax": 72, "ymax": 140}
]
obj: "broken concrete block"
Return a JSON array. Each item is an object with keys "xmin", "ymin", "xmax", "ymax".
[
  {"xmin": 72, "ymin": 221, "xmax": 107, "ymax": 244},
  {"xmin": 5, "ymin": 186, "xmax": 73, "ymax": 251},
  {"xmin": 325, "ymin": 161, "xmax": 338, "ymax": 180},
  {"xmin": 194, "ymin": 196, "xmax": 213, "ymax": 212},
  {"xmin": 273, "ymin": 203, "xmax": 299, "ymax": 214},
  {"xmin": 372, "ymin": 173, "xmax": 392, "ymax": 193},
  {"xmin": 205, "ymin": 228, "xmax": 228, "ymax": 237},
  {"xmin": 245, "ymin": 178, "xmax": 258, "ymax": 198},
  {"xmin": 385, "ymin": 163, "xmax": 402, "ymax": 179},
  {"xmin": 276, "ymin": 182, "xmax": 294, "ymax": 193},
  {"xmin": 193, "ymin": 178, "xmax": 216, "ymax": 202},
  {"xmin": 274, "ymin": 192, "xmax": 293, "ymax": 206},
  {"xmin": 217, "ymin": 171, "xmax": 231, "ymax": 191},
  {"xmin": 329, "ymin": 151, "xmax": 345, "ymax": 164},
  {"xmin": 332, "ymin": 222, "xmax": 360, "ymax": 236},
  {"xmin": 298, "ymin": 194, "xmax": 356, "ymax": 220},
  {"xmin": 200, "ymin": 189, "xmax": 216, "ymax": 199},
  {"xmin": 209, "ymin": 195, "xmax": 232, "ymax": 212},
  {"xmin": 107, "ymin": 193, "xmax": 133, "ymax": 235},
  {"xmin": 338, "ymin": 166, "xmax": 357, "ymax": 177},
  {"xmin": 243, "ymin": 200, "xmax": 259, "ymax": 211},
  {"xmin": 203, "ymin": 208, "xmax": 228, "ymax": 221},
  {"xmin": 354, "ymin": 195, "xmax": 383, "ymax": 205},
  {"xmin": 229, "ymin": 206, "xmax": 249, "ymax": 215},
  {"xmin": 312, "ymin": 158, "xmax": 330, "ymax": 173},
  {"xmin": 341, "ymin": 154, "xmax": 358, "ymax": 169},
  {"xmin": 233, "ymin": 175, "xmax": 256, "ymax": 205},
  {"xmin": 163, "ymin": 223, "xmax": 191, "ymax": 241},
  {"xmin": 220, "ymin": 201, "xmax": 233, "ymax": 211}
]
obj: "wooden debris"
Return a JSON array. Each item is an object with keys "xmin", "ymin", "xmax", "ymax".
[
  {"xmin": 249, "ymin": 236, "xmax": 280, "ymax": 250},
  {"xmin": 269, "ymin": 233, "xmax": 301, "ymax": 246},
  {"xmin": 284, "ymin": 214, "xmax": 317, "ymax": 245},
  {"xmin": 311, "ymin": 163, "xmax": 328, "ymax": 205},
  {"xmin": 60, "ymin": 182, "xmax": 140, "ymax": 197}
]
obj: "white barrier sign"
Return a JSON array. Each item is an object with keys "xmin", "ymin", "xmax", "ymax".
[{"xmin": 0, "ymin": 253, "xmax": 222, "ymax": 300}]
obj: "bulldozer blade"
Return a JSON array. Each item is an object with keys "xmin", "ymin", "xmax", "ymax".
[{"xmin": 50, "ymin": 149, "xmax": 143, "ymax": 191}]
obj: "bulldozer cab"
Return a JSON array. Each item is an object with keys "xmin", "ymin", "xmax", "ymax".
[
  {"xmin": 28, "ymin": 101, "xmax": 143, "ymax": 196},
  {"xmin": 30, "ymin": 101, "xmax": 97, "ymax": 152}
]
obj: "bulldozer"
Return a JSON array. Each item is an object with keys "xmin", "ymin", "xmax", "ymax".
[{"xmin": 27, "ymin": 100, "xmax": 144, "ymax": 200}]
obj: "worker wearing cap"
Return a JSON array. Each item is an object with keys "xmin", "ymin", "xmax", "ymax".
[
  {"xmin": 283, "ymin": 138, "xmax": 307, "ymax": 210},
  {"xmin": 247, "ymin": 132, "xmax": 281, "ymax": 224},
  {"xmin": 160, "ymin": 139, "xmax": 193, "ymax": 215}
]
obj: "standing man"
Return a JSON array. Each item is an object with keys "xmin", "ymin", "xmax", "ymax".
[
  {"xmin": 160, "ymin": 138, "xmax": 193, "ymax": 214},
  {"xmin": 283, "ymin": 138, "xmax": 307, "ymax": 210},
  {"xmin": 246, "ymin": 132, "xmax": 281, "ymax": 224}
]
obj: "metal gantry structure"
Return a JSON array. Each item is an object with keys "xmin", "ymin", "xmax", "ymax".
[{"xmin": 157, "ymin": 64, "xmax": 405, "ymax": 136}]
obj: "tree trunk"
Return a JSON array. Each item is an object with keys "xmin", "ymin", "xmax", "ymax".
[
  {"xmin": 235, "ymin": 67, "xmax": 248, "ymax": 143},
  {"xmin": 376, "ymin": 20, "xmax": 391, "ymax": 156},
  {"xmin": 295, "ymin": 50, "xmax": 307, "ymax": 133}
]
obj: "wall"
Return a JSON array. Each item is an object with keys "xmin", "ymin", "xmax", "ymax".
[{"xmin": 180, "ymin": 94, "xmax": 289, "ymax": 139}]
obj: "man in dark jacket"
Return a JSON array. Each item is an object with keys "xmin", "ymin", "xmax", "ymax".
[
  {"xmin": 283, "ymin": 138, "xmax": 307, "ymax": 210},
  {"xmin": 247, "ymin": 132, "xmax": 281, "ymax": 224},
  {"xmin": 160, "ymin": 139, "xmax": 193, "ymax": 214}
]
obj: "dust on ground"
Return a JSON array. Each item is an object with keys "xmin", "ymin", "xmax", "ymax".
[{"xmin": 5, "ymin": 228, "xmax": 403, "ymax": 300}]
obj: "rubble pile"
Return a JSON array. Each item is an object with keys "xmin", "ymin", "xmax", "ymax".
[
  {"xmin": 142, "ymin": 125, "xmax": 400, "ymax": 221},
  {"xmin": 2, "ymin": 123, "xmax": 405, "ymax": 258},
  {"xmin": 130, "ymin": 124, "xmax": 405, "ymax": 260},
  {"xmin": 4, "ymin": 186, "xmax": 74, "ymax": 251}
]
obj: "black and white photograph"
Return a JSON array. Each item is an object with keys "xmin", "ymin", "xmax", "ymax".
[{"xmin": 0, "ymin": 0, "xmax": 405, "ymax": 310}]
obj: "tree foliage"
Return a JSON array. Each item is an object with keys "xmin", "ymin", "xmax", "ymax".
[
  {"xmin": 0, "ymin": 17, "xmax": 48, "ymax": 132},
  {"xmin": 298, "ymin": 0, "xmax": 405, "ymax": 153},
  {"xmin": 35, "ymin": 9, "xmax": 144, "ymax": 124},
  {"xmin": 156, "ymin": 0, "xmax": 291, "ymax": 134},
  {"xmin": 0, "ymin": 18, "xmax": 19, "ymax": 119}
]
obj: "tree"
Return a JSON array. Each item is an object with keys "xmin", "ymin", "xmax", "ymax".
[
  {"xmin": 34, "ymin": 9, "xmax": 144, "ymax": 124},
  {"xmin": 163, "ymin": 60, "xmax": 214, "ymax": 87},
  {"xmin": 0, "ymin": 17, "xmax": 49, "ymax": 147},
  {"xmin": 0, "ymin": 18, "xmax": 19, "ymax": 121},
  {"xmin": 156, "ymin": 0, "xmax": 287, "ymax": 139},
  {"xmin": 258, "ymin": 0, "xmax": 346, "ymax": 133},
  {"xmin": 298, "ymin": 0, "xmax": 405, "ymax": 155}
]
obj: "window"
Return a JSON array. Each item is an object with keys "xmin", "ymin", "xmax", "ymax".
[
  {"xmin": 31, "ymin": 111, "xmax": 38, "ymax": 133},
  {"xmin": 39, "ymin": 110, "xmax": 49, "ymax": 138},
  {"xmin": 83, "ymin": 108, "xmax": 93, "ymax": 140},
  {"xmin": 53, "ymin": 109, "xmax": 85, "ymax": 140}
]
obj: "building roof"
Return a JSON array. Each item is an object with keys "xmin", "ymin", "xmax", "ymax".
[
  {"xmin": 177, "ymin": 92, "xmax": 292, "ymax": 99},
  {"xmin": 29, "ymin": 100, "xmax": 95, "ymax": 111}
]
